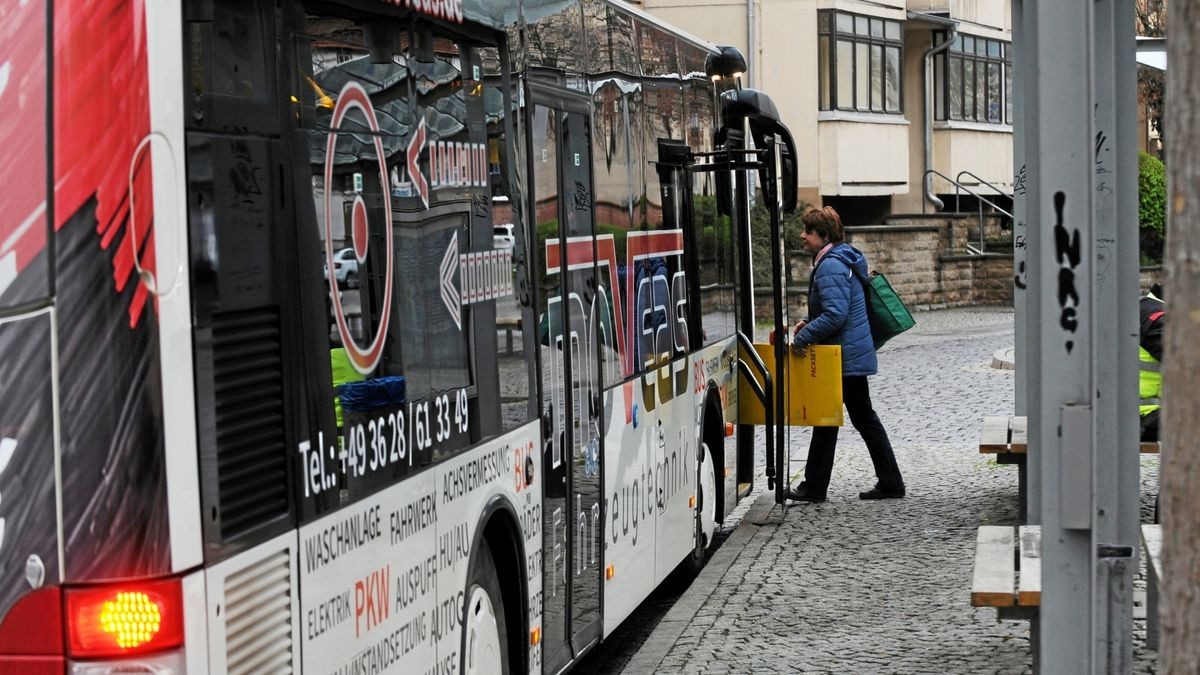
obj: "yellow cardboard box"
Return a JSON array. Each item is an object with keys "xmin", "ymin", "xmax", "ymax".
[{"xmin": 738, "ymin": 343, "xmax": 844, "ymax": 426}]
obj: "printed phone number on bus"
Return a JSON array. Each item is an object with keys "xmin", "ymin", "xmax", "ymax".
[{"xmin": 340, "ymin": 388, "xmax": 470, "ymax": 481}]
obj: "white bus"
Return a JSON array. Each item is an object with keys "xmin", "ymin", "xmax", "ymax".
[{"xmin": 0, "ymin": 0, "xmax": 796, "ymax": 672}]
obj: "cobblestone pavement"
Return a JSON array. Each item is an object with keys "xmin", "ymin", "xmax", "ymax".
[{"xmin": 621, "ymin": 307, "xmax": 1160, "ymax": 674}]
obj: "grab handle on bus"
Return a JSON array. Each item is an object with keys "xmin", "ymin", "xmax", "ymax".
[{"xmin": 128, "ymin": 131, "xmax": 184, "ymax": 298}]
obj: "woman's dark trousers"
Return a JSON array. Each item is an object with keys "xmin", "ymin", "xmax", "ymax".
[{"xmin": 803, "ymin": 375, "xmax": 903, "ymax": 496}]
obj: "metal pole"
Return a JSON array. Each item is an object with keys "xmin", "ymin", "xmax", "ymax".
[
  {"xmin": 1014, "ymin": 0, "xmax": 1042, "ymax": 527},
  {"xmin": 978, "ymin": 201, "xmax": 985, "ymax": 253},
  {"xmin": 1089, "ymin": 0, "xmax": 1139, "ymax": 669},
  {"xmin": 745, "ymin": 0, "xmax": 755, "ymax": 88},
  {"xmin": 1012, "ymin": 0, "xmax": 1028, "ymax": 417},
  {"xmin": 1031, "ymin": 0, "xmax": 1095, "ymax": 670},
  {"xmin": 734, "ymin": 132, "xmax": 758, "ymax": 494},
  {"xmin": 768, "ymin": 137, "xmax": 786, "ymax": 506}
]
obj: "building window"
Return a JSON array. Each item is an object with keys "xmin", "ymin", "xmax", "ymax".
[
  {"xmin": 818, "ymin": 10, "xmax": 903, "ymax": 114},
  {"xmin": 936, "ymin": 32, "xmax": 1012, "ymax": 125}
]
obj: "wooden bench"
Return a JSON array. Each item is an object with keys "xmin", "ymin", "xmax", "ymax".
[
  {"xmin": 1142, "ymin": 524, "xmax": 1162, "ymax": 650},
  {"xmin": 971, "ymin": 525, "xmax": 1041, "ymax": 621},
  {"xmin": 979, "ymin": 415, "xmax": 1160, "ymax": 522},
  {"xmin": 497, "ymin": 316, "xmax": 521, "ymax": 354},
  {"xmin": 980, "ymin": 415, "xmax": 1160, "ymax": 456},
  {"xmin": 975, "ymin": 524, "xmax": 1162, "ymax": 652},
  {"xmin": 979, "ymin": 416, "xmax": 1031, "ymax": 521}
]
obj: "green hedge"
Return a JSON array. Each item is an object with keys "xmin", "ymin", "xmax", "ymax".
[
  {"xmin": 1139, "ymin": 151, "xmax": 1166, "ymax": 264},
  {"xmin": 750, "ymin": 198, "xmax": 806, "ymax": 286}
]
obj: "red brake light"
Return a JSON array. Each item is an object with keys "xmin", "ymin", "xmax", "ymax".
[{"xmin": 65, "ymin": 579, "xmax": 183, "ymax": 659}]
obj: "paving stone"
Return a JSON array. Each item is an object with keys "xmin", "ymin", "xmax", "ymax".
[{"xmin": 620, "ymin": 307, "xmax": 1160, "ymax": 674}]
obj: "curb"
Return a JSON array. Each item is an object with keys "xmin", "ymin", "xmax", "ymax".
[
  {"xmin": 621, "ymin": 489, "xmax": 780, "ymax": 673},
  {"xmin": 991, "ymin": 346, "xmax": 1015, "ymax": 370}
]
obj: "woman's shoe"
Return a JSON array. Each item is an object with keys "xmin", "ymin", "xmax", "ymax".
[
  {"xmin": 858, "ymin": 483, "xmax": 906, "ymax": 500},
  {"xmin": 786, "ymin": 482, "xmax": 826, "ymax": 503}
]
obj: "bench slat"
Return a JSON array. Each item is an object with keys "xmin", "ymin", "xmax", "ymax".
[
  {"xmin": 985, "ymin": 416, "xmax": 1155, "ymax": 455},
  {"xmin": 972, "ymin": 526, "xmax": 1016, "ymax": 607},
  {"xmin": 1010, "ymin": 416, "xmax": 1029, "ymax": 454},
  {"xmin": 1017, "ymin": 525, "xmax": 1041, "ymax": 606},
  {"xmin": 1142, "ymin": 523, "xmax": 1162, "ymax": 581},
  {"xmin": 979, "ymin": 416, "xmax": 1011, "ymax": 454},
  {"xmin": 1143, "ymin": 523, "xmax": 1163, "ymax": 650}
]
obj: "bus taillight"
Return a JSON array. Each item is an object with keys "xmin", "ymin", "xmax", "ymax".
[{"xmin": 65, "ymin": 579, "xmax": 183, "ymax": 659}]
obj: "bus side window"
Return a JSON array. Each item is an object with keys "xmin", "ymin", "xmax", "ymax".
[
  {"xmin": 479, "ymin": 45, "xmax": 536, "ymax": 434},
  {"xmin": 297, "ymin": 15, "xmax": 426, "ymax": 490},
  {"xmin": 590, "ymin": 76, "xmax": 635, "ymax": 387},
  {"xmin": 642, "ymin": 84, "xmax": 688, "ymax": 365},
  {"xmin": 687, "ymin": 80, "xmax": 737, "ymax": 345}
]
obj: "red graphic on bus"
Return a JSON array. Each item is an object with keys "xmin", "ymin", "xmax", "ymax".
[
  {"xmin": 325, "ymin": 81, "xmax": 395, "ymax": 375},
  {"xmin": 56, "ymin": 0, "xmax": 157, "ymax": 328}
]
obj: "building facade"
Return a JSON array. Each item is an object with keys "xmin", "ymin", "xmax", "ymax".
[{"xmin": 641, "ymin": 0, "xmax": 1015, "ymax": 223}]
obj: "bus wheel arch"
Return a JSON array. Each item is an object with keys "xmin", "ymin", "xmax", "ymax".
[
  {"xmin": 684, "ymin": 384, "xmax": 724, "ymax": 573},
  {"xmin": 462, "ymin": 497, "xmax": 528, "ymax": 675},
  {"xmin": 700, "ymin": 384, "xmax": 726, "ymax": 528}
]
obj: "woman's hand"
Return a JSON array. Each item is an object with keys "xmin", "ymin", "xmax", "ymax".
[{"xmin": 791, "ymin": 321, "xmax": 809, "ymax": 356}]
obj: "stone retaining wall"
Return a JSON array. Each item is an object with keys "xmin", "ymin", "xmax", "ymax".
[{"xmin": 775, "ymin": 217, "xmax": 1162, "ymax": 320}]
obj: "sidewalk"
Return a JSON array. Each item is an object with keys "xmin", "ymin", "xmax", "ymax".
[{"xmin": 624, "ymin": 308, "xmax": 1160, "ymax": 674}]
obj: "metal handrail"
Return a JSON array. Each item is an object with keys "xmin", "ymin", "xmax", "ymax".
[
  {"xmin": 736, "ymin": 330, "xmax": 777, "ymax": 503},
  {"xmin": 955, "ymin": 170, "xmax": 1012, "ymax": 207},
  {"xmin": 923, "ymin": 168, "xmax": 1016, "ymax": 254}
]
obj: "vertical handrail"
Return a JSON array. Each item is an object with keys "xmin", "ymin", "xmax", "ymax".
[
  {"xmin": 736, "ymin": 331, "xmax": 775, "ymax": 501},
  {"xmin": 956, "ymin": 170, "xmax": 1015, "ymax": 254},
  {"xmin": 766, "ymin": 138, "xmax": 787, "ymax": 507},
  {"xmin": 978, "ymin": 200, "xmax": 985, "ymax": 253}
]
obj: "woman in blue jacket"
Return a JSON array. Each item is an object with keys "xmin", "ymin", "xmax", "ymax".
[{"xmin": 787, "ymin": 206, "xmax": 905, "ymax": 502}]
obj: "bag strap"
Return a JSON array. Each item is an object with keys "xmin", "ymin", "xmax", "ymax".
[{"xmin": 850, "ymin": 265, "xmax": 872, "ymax": 291}]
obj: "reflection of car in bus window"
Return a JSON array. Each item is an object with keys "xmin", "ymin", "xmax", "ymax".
[
  {"xmin": 493, "ymin": 223, "xmax": 516, "ymax": 249},
  {"xmin": 324, "ymin": 247, "xmax": 359, "ymax": 288}
]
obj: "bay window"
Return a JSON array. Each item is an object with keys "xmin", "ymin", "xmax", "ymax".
[
  {"xmin": 818, "ymin": 10, "xmax": 903, "ymax": 114},
  {"xmin": 935, "ymin": 31, "xmax": 1012, "ymax": 125}
]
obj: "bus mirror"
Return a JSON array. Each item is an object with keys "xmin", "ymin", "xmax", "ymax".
[
  {"xmin": 719, "ymin": 89, "xmax": 799, "ymax": 214},
  {"xmin": 705, "ymin": 46, "xmax": 747, "ymax": 81},
  {"xmin": 771, "ymin": 126, "xmax": 798, "ymax": 215}
]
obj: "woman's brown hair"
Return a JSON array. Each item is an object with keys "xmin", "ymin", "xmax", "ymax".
[{"xmin": 801, "ymin": 206, "xmax": 844, "ymax": 243}]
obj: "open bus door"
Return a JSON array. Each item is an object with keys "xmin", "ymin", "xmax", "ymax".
[
  {"xmin": 687, "ymin": 61, "xmax": 800, "ymax": 505},
  {"xmin": 723, "ymin": 88, "xmax": 800, "ymax": 506}
]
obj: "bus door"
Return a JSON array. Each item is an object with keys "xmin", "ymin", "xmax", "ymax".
[{"xmin": 528, "ymin": 83, "xmax": 604, "ymax": 671}]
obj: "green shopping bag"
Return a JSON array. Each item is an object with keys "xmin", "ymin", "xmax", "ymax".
[{"xmin": 855, "ymin": 270, "xmax": 915, "ymax": 349}]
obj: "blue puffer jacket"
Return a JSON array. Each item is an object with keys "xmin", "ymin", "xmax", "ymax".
[{"xmin": 794, "ymin": 243, "xmax": 877, "ymax": 376}]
